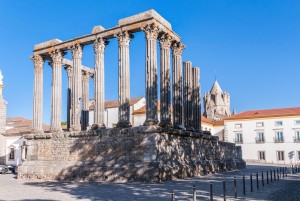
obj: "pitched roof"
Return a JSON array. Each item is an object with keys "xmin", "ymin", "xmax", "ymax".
[
  {"xmin": 89, "ymin": 97, "xmax": 143, "ymax": 110},
  {"xmin": 210, "ymin": 80, "xmax": 223, "ymax": 94},
  {"xmin": 4, "ymin": 117, "xmax": 49, "ymax": 136},
  {"xmin": 201, "ymin": 115, "xmax": 224, "ymax": 126},
  {"xmin": 225, "ymin": 107, "xmax": 300, "ymax": 120},
  {"xmin": 132, "ymin": 101, "xmax": 161, "ymax": 115}
]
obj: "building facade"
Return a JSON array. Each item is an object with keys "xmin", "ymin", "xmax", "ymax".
[{"xmin": 225, "ymin": 107, "xmax": 300, "ymax": 165}]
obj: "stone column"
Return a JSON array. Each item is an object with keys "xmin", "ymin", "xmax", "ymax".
[
  {"xmin": 116, "ymin": 31, "xmax": 132, "ymax": 128},
  {"xmin": 183, "ymin": 61, "xmax": 193, "ymax": 130},
  {"xmin": 49, "ymin": 50, "xmax": 63, "ymax": 132},
  {"xmin": 81, "ymin": 72, "xmax": 90, "ymax": 131},
  {"xmin": 158, "ymin": 33, "xmax": 172, "ymax": 127},
  {"xmin": 172, "ymin": 42, "xmax": 185, "ymax": 128},
  {"xmin": 64, "ymin": 66, "xmax": 72, "ymax": 130},
  {"xmin": 143, "ymin": 24, "xmax": 160, "ymax": 126},
  {"xmin": 31, "ymin": 55, "xmax": 44, "ymax": 133},
  {"xmin": 69, "ymin": 43, "xmax": 83, "ymax": 131},
  {"xmin": 93, "ymin": 38, "xmax": 107, "ymax": 129},
  {"xmin": 192, "ymin": 67, "xmax": 201, "ymax": 130}
]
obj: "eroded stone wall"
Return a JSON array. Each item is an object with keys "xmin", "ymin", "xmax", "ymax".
[{"xmin": 18, "ymin": 126, "xmax": 245, "ymax": 181}]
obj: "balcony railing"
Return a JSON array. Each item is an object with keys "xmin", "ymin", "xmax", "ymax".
[
  {"xmin": 294, "ymin": 137, "xmax": 300, "ymax": 143},
  {"xmin": 255, "ymin": 138, "xmax": 265, "ymax": 143},
  {"xmin": 234, "ymin": 139, "xmax": 243, "ymax": 144},
  {"xmin": 274, "ymin": 137, "xmax": 284, "ymax": 143}
]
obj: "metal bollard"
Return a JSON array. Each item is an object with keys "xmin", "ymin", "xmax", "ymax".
[
  {"xmin": 267, "ymin": 171, "xmax": 269, "ymax": 184},
  {"xmin": 210, "ymin": 181, "xmax": 213, "ymax": 201},
  {"xmin": 274, "ymin": 170, "xmax": 276, "ymax": 181},
  {"xmin": 193, "ymin": 185, "xmax": 196, "ymax": 201},
  {"xmin": 234, "ymin": 177, "xmax": 237, "ymax": 198},
  {"xmin": 256, "ymin": 172, "xmax": 259, "ymax": 190},
  {"xmin": 250, "ymin": 174, "xmax": 253, "ymax": 192},
  {"xmin": 223, "ymin": 179, "xmax": 226, "ymax": 201},
  {"xmin": 262, "ymin": 171, "xmax": 264, "ymax": 187},
  {"xmin": 277, "ymin": 169, "xmax": 279, "ymax": 180},
  {"xmin": 171, "ymin": 190, "xmax": 175, "ymax": 201},
  {"xmin": 270, "ymin": 170, "xmax": 273, "ymax": 183},
  {"xmin": 243, "ymin": 175, "xmax": 246, "ymax": 195},
  {"xmin": 291, "ymin": 165, "xmax": 293, "ymax": 174},
  {"xmin": 285, "ymin": 167, "xmax": 288, "ymax": 177}
]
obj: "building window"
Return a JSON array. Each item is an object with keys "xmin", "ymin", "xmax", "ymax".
[
  {"xmin": 256, "ymin": 122, "xmax": 264, "ymax": 127},
  {"xmin": 258, "ymin": 151, "xmax": 265, "ymax": 160},
  {"xmin": 235, "ymin": 133, "xmax": 243, "ymax": 143},
  {"xmin": 294, "ymin": 131, "xmax": 300, "ymax": 142},
  {"xmin": 274, "ymin": 131, "xmax": 284, "ymax": 143},
  {"xmin": 295, "ymin": 120, "xmax": 300, "ymax": 125},
  {"xmin": 298, "ymin": 151, "xmax": 300, "ymax": 160},
  {"xmin": 275, "ymin": 121, "xmax": 283, "ymax": 126},
  {"xmin": 277, "ymin": 151, "xmax": 285, "ymax": 161},
  {"xmin": 9, "ymin": 148, "xmax": 15, "ymax": 160},
  {"xmin": 235, "ymin": 124, "xmax": 242, "ymax": 129},
  {"xmin": 256, "ymin": 132, "xmax": 265, "ymax": 143}
]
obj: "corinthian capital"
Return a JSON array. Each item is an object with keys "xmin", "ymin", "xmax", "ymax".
[
  {"xmin": 116, "ymin": 31, "xmax": 132, "ymax": 47},
  {"xmin": 31, "ymin": 55, "xmax": 44, "ymax": 68},
  {"xmin": 158, "ymin": 33, "xmax": 173, "ymax": 49},
  {"xmin": 64, "ymin": 65, "xmax": 73, "ymax": 78},
  {"xmin": 50, "ymin": 49, "xmax": 63, "ymax": 64},
  {"xmin": 94, "ymin": 37, "xmax": 107, "ymax": 54},
  {"xmin": 143, "ymin": 24, "xmax": 160, "ymax": 40},
  {"xmin": 172, "ymin": 42, "xmax": 186, "ymax": 56},
  {"xmin": 82, "ymin": 71, "xmax": 91, "ymax": 82},
  {"xmin": 69, "ymin": 43, "xmax": 83, "ymax": 59}
]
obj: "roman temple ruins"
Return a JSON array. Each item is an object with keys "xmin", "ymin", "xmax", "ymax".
[{"xmin": 18, "ymin": 10, "xmax": 245, "ymax": 181}]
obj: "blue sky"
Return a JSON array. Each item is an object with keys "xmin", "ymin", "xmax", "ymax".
[{"xmin": 0, "ymin": 0, "xmax": 299, "ymax": 124}]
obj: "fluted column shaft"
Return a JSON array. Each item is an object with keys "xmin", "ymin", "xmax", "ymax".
[
  {"xmin": 116, "ymin": 31, "xmax": 132, "ymax": 128},
  {"xmin": 143, "ymin": 24, "xmax": 159, "ymax": 126},
  {"xmin": 65, "ymin": 66, "xmax": 73, "ymax": 130},
  {"xmin": 172, "ymin": 42, "xmax": 185, "ymax": 127},
  {"xmin": 49, "ymin": 50, "xmax": 63, "ymax": 132},
  {"xmin": 93, "ymin": 38, "xmax": 106, "ymax": 128},
  {"xmin": 81, "ymin": 73, "xmax": 89, "ymax": 130},
  {"xmin": 192, "ymin": 67, "xmax": 201, "ymax": 130},
  {"xmin": 32, "ymin": 55, "xmax": 44, "ymax": 133},
  {"xmin": 158, "ymin": 33, "xmax": 172, "ymax": 127},
  {"xmin": 184, "ymin": 61, "xmax": 193, "ymax": 130},
  {"xmin": 70, "ymin": 44, "xmax": 83, "ymax": 131}
]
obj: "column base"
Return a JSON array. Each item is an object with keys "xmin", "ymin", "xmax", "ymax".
[
  {"xmin": 116, "ymin": 121, "xmax": 132, "ymax": 128},
  {"xmin": 158, "ymin": 119, "xmax": 172, "ymax": 128},
  {"xmin": 185, "ymin": 126, "xmax": 195, "ymax": 132},
  {"xmin": 31, "ymin": 128, "xmax": 44, "ymax": 134},
  {"xmin": 49, "ymin": 127, "xmax": 63, "ymax": 133},
  {"xmin": 91, "ymin": 123, "xmax": 106, "ymax": 130},
  {"xmin": 173, "ymin": 124, "xmax": 186, "ymax": 130},
  {"xmin": 69, "ymin": 125, "xmax": 81, "ymax": 132},
  {"xmin": 144, "ymin": 119, "xmax": 159, "ymax": 126}
]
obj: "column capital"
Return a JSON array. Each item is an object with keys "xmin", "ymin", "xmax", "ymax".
[
  {"xmin": 69, "ymin": 43, "xmax": 83, "ymax": 59},
  {"xmin": 143, "ymin": 24, "xmax": 160, "ymax": 40},
  {"xmin": 158, "ymin": 33, "xmax": 173, "ymax": 49},
  {"xmin": 50, "ymin": 49, "xmax": 64, "ymax": 65},
  {"xmin": 172, "ymin": 42, "xmax": 186, "ymax": 56},
  {"xmin": 93, "ymin": 37, "xmax": 108, "ymax": 54},
  {"xmin": 82, "ymin": 71, "xmax": 91, "ymax": 82},
  {"xmin": 116, "ymin": 31, "xmax": 133, "ymax": 47},
  {"xmin": 64, "ymin": 65, "xmax": 73, "ymax": 78},
  {"xmin": 31, "ymin": 55, "xmax": 44, "ymax": 67}
]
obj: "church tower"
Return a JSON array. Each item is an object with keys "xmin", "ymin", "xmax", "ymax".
[
  {"xmin": 0, "ymin": 70, "xmax": 7, "ymax": 134},
  {"xmin": 203, "ymin": 80, "xmax": 231, "ymax": 120}
]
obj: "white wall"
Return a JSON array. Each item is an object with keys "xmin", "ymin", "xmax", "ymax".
[
  {"xmin": 5, "ymin": 136, "xmax": 24, "ymax": 166},
  {"xmin": 225, "ymin": 116, "xmax": 300, "ymax": 164}
]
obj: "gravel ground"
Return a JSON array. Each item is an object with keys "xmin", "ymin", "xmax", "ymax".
[{"xmin": 0, "ymin": 164, "xmax": 299, "ymax": 201}]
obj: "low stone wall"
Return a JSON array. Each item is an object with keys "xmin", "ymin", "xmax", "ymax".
[{"xmin": 18, "ymin": 126, "xmax": 245, "ymax": 182}]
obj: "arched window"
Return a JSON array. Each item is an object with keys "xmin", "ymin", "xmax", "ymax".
[{"xmin": 9, "ymin": 147, "xmax": 15, "ymax": 160}]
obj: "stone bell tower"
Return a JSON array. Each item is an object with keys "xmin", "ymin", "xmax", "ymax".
[{"xmin": 0, "ymin": 70, "xmax": 7, "ymax": 134}]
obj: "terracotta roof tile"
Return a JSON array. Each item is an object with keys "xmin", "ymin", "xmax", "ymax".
[
  {"xmin": 201, "ymin": 116, "xmax": 224, "ymax": 126},
  {"xmin": 225, "ymin": 107, "xmax": 300, "ymax": 120},
  {"xmin": 89, "ymin": 97, "xmax": 143, "ymax": 110}
]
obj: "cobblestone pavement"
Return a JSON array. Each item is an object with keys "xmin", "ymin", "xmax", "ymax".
[{"xmin": 0, "ymin": 164, "xmax": 299, "ymax": 201}]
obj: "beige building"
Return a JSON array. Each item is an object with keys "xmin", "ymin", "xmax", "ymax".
[{"xmin": 203, "ymin": 80, "xmax": 231, "ymax": 121}]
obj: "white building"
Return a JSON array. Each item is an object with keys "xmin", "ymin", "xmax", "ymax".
[{"xmin": 225, "ymin": 107, "xmax": 300, "ymax": 165}]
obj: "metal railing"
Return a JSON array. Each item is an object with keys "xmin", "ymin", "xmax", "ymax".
[
  {"xmin": 255, "ymin": 138, "xmax": 265, "ymax": 143},
  {"xmin": 273, "ymin": 137, "xmax": 284, "ymax": 143},
  {"xmin": 234, "ymin": 138, "xmax": 243, "ymax": 144}
]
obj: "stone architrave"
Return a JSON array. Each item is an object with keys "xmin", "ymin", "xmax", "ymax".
[
  {"xmin": 31, "ymin": 54, "xmax": 44, "ymax": 133},
  {"xmin": 116, "ymin": 31, "xmax": 132, "ymax": 128},
  {"xmin": 158, "ymin": 33, "xmax": 172, "ymax": 127},
  {"xmin": 143, "ymin": 24, "xmax": 160, "ymax": 126},
  {"xmin": 192, "ymin": 67, "xmax": 201, "ymax": 130},
  {"xmin": 69, "ymin": 43, "xmax": 83, "ymax": 131},
  {"xmin": 81, "ymin": 72, "xmax": 90, "ymax": 131},
  {"xmin": 171, "ymin": 42, "xmax": 185, "ymax": 128},
  {"xmin": 49, "ymin": 50, "xmax": 63, "ymax": 133},
  {"xmin": 183, "ymin": 61, "xmax": 193, "ymax": 130},
  {"xmin": 93, "ymin": 38, "xmax": 107, "ymax": 129},
  {"xmin": 64, "ymin": 66, "xmax": 73, "ymax": 130}
]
